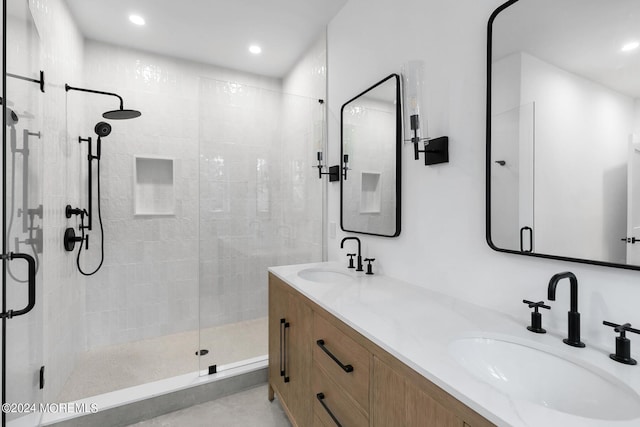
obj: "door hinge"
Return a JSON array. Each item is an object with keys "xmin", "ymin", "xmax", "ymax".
[{"xmin": 39, "ymin": 366, "xmax": 45, "ymax": 389}]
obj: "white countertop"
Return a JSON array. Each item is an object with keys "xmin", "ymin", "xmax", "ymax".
[{"xmin": 269, "ymin": 262, "xmax": 640, "ymax": 427}]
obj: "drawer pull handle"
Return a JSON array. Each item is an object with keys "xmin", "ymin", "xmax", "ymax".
[
  {"xmin": 280, "ymin": 319, "xmax": 290, "ymax": 382},
  {"xmin": 316, "ymin": 393, "xmax": 343, "ymax": 427},
  {"xmin": 316, "ymin": 339, "xmax": 354, "ymax": 373},
  {"xmin": 280, "ymin": 319, "xmax": 291, "ymax": 382},
  {"xmin": 280, "ymin": 319, "xmax": 285, "ymax": 377}
]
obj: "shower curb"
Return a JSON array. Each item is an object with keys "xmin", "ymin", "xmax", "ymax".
[{"xmin": 42, "ymin": 365, "xmax": 267, "ymax": 427}]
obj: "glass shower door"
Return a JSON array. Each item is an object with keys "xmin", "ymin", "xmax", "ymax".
[
  {"xmin": 197, "ymin": 79, "xmax": 325, "ymax": 373},
  {"xmin": 1, "ymin": 1, "xmax": 44, "ymax": 426}
]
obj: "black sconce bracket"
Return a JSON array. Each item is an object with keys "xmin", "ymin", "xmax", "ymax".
[
  {"xmin": 315, "ymin": 151, "xmax": 340, "ymax": 182},
  {"xmin": 318, "ymin": 165, "xmax": 340, "ymax": 182},
  {"xmin": 414, "ymin": 136, "xmax": 449, "ymax": 166},
  {"xmin": 342, "ymin": 154, "xmax": 349, "ymax": 180}
]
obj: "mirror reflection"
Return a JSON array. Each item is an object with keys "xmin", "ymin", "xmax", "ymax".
[
  {"xmin": 341, "ymin": 74, "xmax": 401, "ymax": 237},
  {"xmin": 489, "ymin": 0, "xmax": 640, "ymax": 268}
]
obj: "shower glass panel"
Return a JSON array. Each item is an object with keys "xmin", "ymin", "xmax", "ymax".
[
  {"xmin": 2, "ymin": 1, "xmax": 44, "ymax": 425},
  {"xmin": 198, "ymin": 79, "xmax": 324, "ymax": 372}
]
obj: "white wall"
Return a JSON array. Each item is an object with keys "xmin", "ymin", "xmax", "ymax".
[
  {"xmin": 283, "ymin": 34, "xmax": 327, "ymax": 100},
  {"xmin": 327, "ymin": 0, "xmax": 640, "ymax": 349},
  {"xmin": 635, "ymin": 99, "xmax": 640, "ymax": 137}
]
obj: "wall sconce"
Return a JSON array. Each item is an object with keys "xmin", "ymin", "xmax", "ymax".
[
  {"xmin": 316, "ymin": 151, "xmax": 339, "ymax": 181},
  {"xmin": 402, "ymin": 61, "xmax": 449, "ymax": 166},
  {"xmin": 342, "ymin": 154, "xmax": 349, "ymax": 180}
]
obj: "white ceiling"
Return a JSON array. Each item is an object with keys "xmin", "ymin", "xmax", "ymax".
[
  {"xmin": 63, "ymin": 0, "xmax": 347, "ymax": 78},
  {"xmin": 493, "ymin": 0, "xmax": 640, "ymax": 98}
]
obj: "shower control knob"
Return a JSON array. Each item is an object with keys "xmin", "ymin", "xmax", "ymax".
[{"xmin": 63, "ymin": 228, "xmax": 84, "ymax": 252}]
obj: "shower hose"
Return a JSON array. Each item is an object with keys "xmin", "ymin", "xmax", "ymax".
[{"xmin": 76, "ymin": 158, "xmax": 105, "ymax": 276}]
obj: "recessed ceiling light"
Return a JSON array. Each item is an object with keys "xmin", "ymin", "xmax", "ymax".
[
  {"xmin": 621, "ymin": 41, "xmax": 639, "ymax": 52},
  {"xmin": 129, "ymin": 14, "xmax": 146, "ymax": 26},
  {"xmin": 249, "ymin": 45, "xmax": 262, "ymax": 55}
]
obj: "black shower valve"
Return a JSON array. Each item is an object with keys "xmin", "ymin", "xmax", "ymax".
[
  {"xmin": 64, "ymin": 227, "xmax": 83, "ymax": 252},
  {"xmin": 346, "ymin": 253, "xmax": 356, "ymax": 269},
  {"xmin": 65, "ymin": 204, "xmax": 84, "ymax": 219}
]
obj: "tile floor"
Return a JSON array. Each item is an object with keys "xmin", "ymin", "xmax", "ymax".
[
  {"xmin": 58, "ymin": 318, "xmax": 268, "ymax": 402},
  {"xmin": 128, "ymin": 384, "xmax": 291, "ymax": 427}
]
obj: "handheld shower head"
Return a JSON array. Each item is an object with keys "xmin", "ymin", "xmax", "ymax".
[
  {"xmin": 94, "ymin": 122, "xmax": 112, "ymax": 160},
  {"xmin": 94, "ymin": 121, "xmax": 112, "ymax": 137},
  {"xmin": 6, "ymin": 108, "xmax": 19, "ymax": 126}
]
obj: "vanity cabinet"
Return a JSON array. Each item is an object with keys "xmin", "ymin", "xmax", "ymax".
[
  {"xmin": 268, "ymin": 274, "xmax": 313, "ymax": 427},
  {"xmin": 268, "ymin": 273, "xmax": 494, "ymax": 427}
]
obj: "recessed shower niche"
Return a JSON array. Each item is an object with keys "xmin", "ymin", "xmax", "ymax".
[
  {"xmin": 360, "ymin": 171, "xmax": 382, "ymax": 213},
  {"xmin": 134, "ymin": 155, "xmax": 176, "ymax": 216}
]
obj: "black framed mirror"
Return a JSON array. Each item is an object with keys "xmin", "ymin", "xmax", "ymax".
[
  {"xmin": 341, "ymin": 74, "xmax": 401, "ymax": 237},
  {"xmin": 487, "ymin": 0, "xmax": 640, "ymax": 270}
]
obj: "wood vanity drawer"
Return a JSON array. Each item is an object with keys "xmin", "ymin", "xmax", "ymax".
[
  {"xmin": 313, "ymin": 363, "xmax": 369, "ymax": 427},
  {"xmin": 313, "ymin": 312, "xmax": 371, "ymax": 413}
]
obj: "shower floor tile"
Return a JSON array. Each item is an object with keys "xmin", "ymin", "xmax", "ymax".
[
  {"xmin": 128, "ymin": 384, "xmax": 291, "ymax": 427},
  {"xmin": 57, "ymin": 317, "xmax": 268, "ymax": 402}
]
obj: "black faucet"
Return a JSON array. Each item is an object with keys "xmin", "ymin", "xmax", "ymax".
[
  {"xmin": 340, "ymin": 237, "xmax": 363, "ymax": 272},
  {"xmin": 547, "ymin": 272, "xmax": 585, "ymax": 348}
]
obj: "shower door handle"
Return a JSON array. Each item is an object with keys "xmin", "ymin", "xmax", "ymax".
[{"xmin": 1, "ymin": 252, "xmax": 37, "ymax": 319}]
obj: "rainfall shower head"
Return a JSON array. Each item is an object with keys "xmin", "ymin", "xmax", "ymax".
[
  {"xmin": 103, "ymin": 108, "xmax": 142, "ymax": 120},
  {"xmin": 65, "ymin": 84, "xmax": 142, "ymax": 120},
  {"xmin": 94, "ymin": 121, "xmax": 112, "ymax": 137}
]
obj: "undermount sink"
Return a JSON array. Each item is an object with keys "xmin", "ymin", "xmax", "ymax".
[
  {"xmin": 449, "ymin": 337, "xmax": 640, "ymax": 421},
  {"xmin": 297, "ymin": 267, "xmax": 354, "ymax": 284}
]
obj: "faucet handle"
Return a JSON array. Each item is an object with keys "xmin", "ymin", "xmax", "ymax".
[
  {"xmin": 523, "ymin": 300, "xmax": 551, "ymax": 311},
  {"xmin": 364, "ymin": 258, "xmax": 375, "ymax": 275},
  {"xmin": 523, "ymin": 300, "xmax": 550, "ymax": 334},
  {"xmin": 603, "ymin": 321, "xmax": 640, "ymax": 336},
  {"xmin": 346, "ymin": 253, "xmax": 356, "ymax": 269},
  {"xmin": 603, "ymin": 321, "xmax": 639, "ymax": 365}
]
